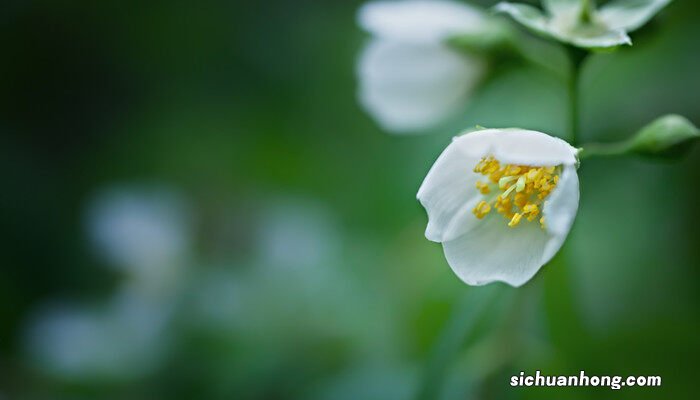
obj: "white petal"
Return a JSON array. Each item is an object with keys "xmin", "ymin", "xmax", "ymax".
[
  {"xmin": 596, "ymin": 0, "xmax": 671, "ymax": 32},
  {"xmin": 442, "ymin": 216, "xmax": 552, "ymax": 287},
  {"xmin": 453, "ymin": 128, "xmax": 578, "ymax": 166},
  {"xmin": 539, "ymin": 164, "xmax": 579, "ymax": 267},
  {"xmin": 358, "ymin": 0, "xmax": 487, "ymax": 44},
  {"xmin": 555, "ymin": 25, "xmax": 632, "ymax": 48},
  {"xmin": 543, "ymin": 0, "xmax": 585, "ymax": 17},
  {"xmin": 358, "ymin": 39, "xmax": 483, "ymax": 133},
  {"xmin": 417, "ymin": 135, "xmax": 483, "ymax": 242},
  {"xmin": 494, "ymin": 2, "xmax": 550, "ymax": 37}
]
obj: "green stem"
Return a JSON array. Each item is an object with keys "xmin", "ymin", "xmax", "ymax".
[
  {"xmin": 578, "ymin": 140, "xmax": 633, "ymax": 159},
  {"xmin": 415, "ymin": 285, "xmax": 501, "ymax": 400},
  {"xmin": 567, "ymin": 47, "xmax": 588, "ymax": 146}
]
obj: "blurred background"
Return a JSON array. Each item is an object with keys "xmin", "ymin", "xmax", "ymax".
[{"xmin": 1, "ymin": 0, "xmax": 699, "ymax": 399}]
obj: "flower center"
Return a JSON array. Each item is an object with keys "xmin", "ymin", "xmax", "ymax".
[{"xmin": 471, "ymin": 156, "xmax": 560, "ymax": 229}]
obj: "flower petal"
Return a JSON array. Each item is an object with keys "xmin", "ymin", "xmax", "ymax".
[
  {"xmin": 557, "ymin": 24, "xmax": 632, "ymax": 48},
  {"xmin": 542, "ymin": 0, "xmax": 585, "ymax": 17},
  {"xmin": 454, "ymin": 128, "xmax": 578, "ymax": 166},
  {"xmin": 358, "ymin": 0, "xmax": 487, "ymax": 44},
  {"xmin": 596, "ymin": 0, "xmax": 671, "ymax": 32},
  {"xmin": 497, "ymin": 1, "xmax": 632, "ymax": 49},
  {"xmin": 442, "ymin": 215, "xmax": 552, "ymax": 287},
  {"xmin": 494, "ymin": 2, "xmax": 551, "ymax": 38},
  {"xmin": 542, "ymin": 164, "xmax": 579, "ymax": 260},
  {"xmin": 357, "ymin": 39, "xmax": 483, "ymax": 132},
  {"xmin": 417, "ymin": 135, "xmax": 484, "ymax": 242}
]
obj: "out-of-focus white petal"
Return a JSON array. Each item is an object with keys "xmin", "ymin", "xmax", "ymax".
[
  {"xmin": 453, "ymin": 128, "xmax": 578, "ymax": 166},
  {"xmin": 559, "ymin": 26, "xmax": 632, "ymax": 48},
  {"xmin": 358, "ymin": 39, "xmax": 483, "ymax": 132},
  {"xmin": 256, "ymin": 198, "xmax": 340, "ymax": 269},
  {"xmin": 24, "ymin": 288, "xmax": 170, "ymax": 380},
  {"xmin": 596, "ymin": 0, "xmax": 671, "ymax": 32},
  {"xmin": 543, "ymin": 0, "xmax": 584, "ymax": 18},
  {"xmin": 541, "ymin": 164, "xmax": 579, "ymax": 261},
  {"xmin": 497, "ymin": 0, "xmax": 633, "ymax": 49},
  {"xmin": 494, "ymin": 2, "xmax": 550, "ymax": 37},
  {"xmin": 358, "ymin": 0, "xmax": 487, "ymax": 43},
  {"xmin": 442, "ymin": 216, "xmax": 551, "ymax": 287},
  {"xmin": 86, "ymin": 186, "xmax": 191, "ymax": 274}
]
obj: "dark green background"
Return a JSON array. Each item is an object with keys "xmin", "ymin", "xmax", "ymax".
[{"xmin": 1, "ymin": 0, "xmax": 698, "ymax": 399}]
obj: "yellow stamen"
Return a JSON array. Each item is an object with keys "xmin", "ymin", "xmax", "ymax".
[
  {"xmin": 508, "ymin": 213, "xmax": 523, "ymax": 227},
  {"xmin": 471, "ymin": 156, "xmax": 560, "ymax": 229},
  {"xmin": 472, "ymin": 200, "xmax": 491, "ymax": 219},
  {"xmin": 498, "ymin": 176, "xmax": 517, "ymax": 189},
  {"xmin": 475, "ymin": 181, "xmax": 491, "ymax": 194}
]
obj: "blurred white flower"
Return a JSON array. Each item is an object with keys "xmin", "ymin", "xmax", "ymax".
[
  {"xmin": 24, "ymin": 287, "xmax": 171, "ymax": 380},
  {"xmin": 496, "ymin": 0, "xmax": 671, "ymax": 49},
  {"xmin": 255, "ymin": 198, "xmax": 340, "ymax": 271},
  {"xmin": 85, "ymin": 185, "xmax": 191, "ymax": 287},
  {"xmin": 417, "ymin": 128, "xmax": 579, "ymax": 286},
  {"xmin": 357, "ymin": 0, "xmax": 488, "ymax": 133}
]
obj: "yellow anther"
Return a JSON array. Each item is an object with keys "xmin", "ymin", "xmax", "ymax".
[
  {"xmin": 522, "ymin": 203, "xmax": 539, "ymax": 214},
  {"xmin": 508, "ymin": 213, "xmax": 523, "ymax": 227},
  {"xmin": 506, "ymin": 165, "xmax": 521, "ymax": 175},
  {"xmin": 540, "ymin": 216, "xmax": 546, "ymax": 229},
  {"xmin": 473, "ymin": 200, "xmax": 492, "ymax": 219},
  {"xmin": 471, "ymin": 156, "xmax": 561, "ymax": 229},
  {"xmin": 523, "ymin": 204, "xmax": 539, "ymax": 221},
  {"xmin": 526, "ymin": 169, "xmax": 540, "ymax": 180},
  {"xmin": 475, "ymin": 181, "xmax": 491, "ymax": 194},
  {"xmin": 495, "ymin": 196, "xmax": 512, "ymax": 215}
]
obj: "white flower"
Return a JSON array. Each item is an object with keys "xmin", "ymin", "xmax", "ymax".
[
  {"xmin": 256, "ymin": 198, "xmax": 340, "ymax": 270},
  {"xmin": 85, "ymin": 185, "xmax": 191, "ymax": 287},
  {"xmin": 495, "ymin": 0, "xmax": 671, "ymax": 49},
  {"xmin": 357, "ymin": 0, "xmax": 488, "ymax": 133},
  {"xmin": 24, "ymin": 288, "xmax": 171, "ymax": 380},
  {"xmin": 417, "ymin": 128, "xmax": 579, "ymax": 286}
]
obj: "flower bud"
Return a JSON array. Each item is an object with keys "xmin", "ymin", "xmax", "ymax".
[{"xmin": 628, "ymin": 114, "xmax": 700, "ymax": 159}]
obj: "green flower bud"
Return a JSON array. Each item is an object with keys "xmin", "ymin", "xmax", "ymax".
[{"xmin": 628, "ymin": 114, "xmax": 699, "ymax": 159}]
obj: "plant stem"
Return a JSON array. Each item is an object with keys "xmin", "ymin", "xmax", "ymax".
[
  {"xmin": 578, "ymin": 140, "xmax": 633, "ymax": 159},
  {"xmin": 415, "ymin": 285, "xmax": 501, "ymax": 400},
  {"xmin": 567, "ymin": 47, "xmax": 588, "ymax": 147}
]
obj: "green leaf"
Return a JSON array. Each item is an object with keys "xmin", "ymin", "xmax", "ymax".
[
  {"xmin": 629, "ymin": 114, "xmax": 700, "ymax": 159},
  {"xmin": 597, "ymin": 0, "xmax": 672, "ymax": 32}
]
